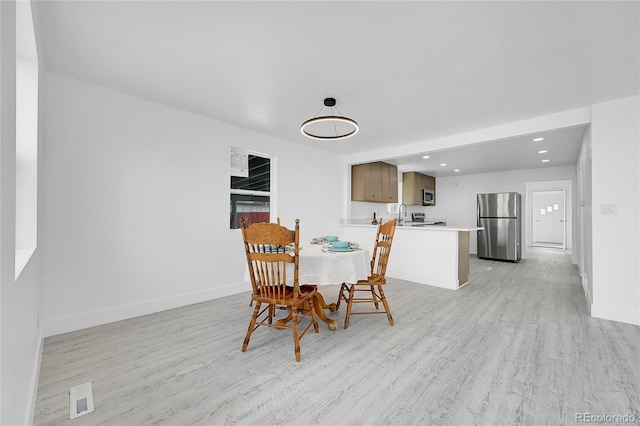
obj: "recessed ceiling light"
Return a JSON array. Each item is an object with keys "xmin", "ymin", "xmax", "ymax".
[
  {"xmin": 533, "ymin": 137, "xmax": 545, "ymax": 142},
  {"xmin": 541, "ymin": 159, "xmax": 550, "ymax": 163},
  {"xmin": 422, "ymin": 155, "xmax": 430, "ymax": 159},
  {"xmin": 440, "ymin": 163, "xmax": 447, "ymax": 167},
  {"xmin": 538, "ymin": 150, "xmax": 548, "ymax": 154},
  {"xmin": 454, "ymin": 169, "xmax": 460, "ymax": 172}
]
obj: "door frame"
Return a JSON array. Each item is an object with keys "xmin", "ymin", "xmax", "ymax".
[
  {"xmin": 531, "ymin": 189, "xmax": 566, "ymax": 249},
  {"xmin": 525, "ymin": 180, "xmax": 573, "ymax": 257}
]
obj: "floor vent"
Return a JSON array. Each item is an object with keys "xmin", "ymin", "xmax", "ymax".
[{"xmin": 69, "ymin": 382, "xmax": 94, "ymax": 419}]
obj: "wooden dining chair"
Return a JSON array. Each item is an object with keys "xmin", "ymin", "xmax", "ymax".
[
  {"xmin": 240, "ymin": 218, "xmax": 319, "ymax": 362},
  {"xmin": 336, "ymin": 218, "xmax": 397, "ymax": 329},
  {"xmin": 248, "ymin": 216, "xmax": 280, "ymax": 307}
]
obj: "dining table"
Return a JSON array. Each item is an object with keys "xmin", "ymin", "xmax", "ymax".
[
  {"xmin": 244, "ymin": 241, "xmax": 371, "ymax": 331},
  {"xmin": 297, "ymin": 242, "xmax": 371, "ymax": 330}
]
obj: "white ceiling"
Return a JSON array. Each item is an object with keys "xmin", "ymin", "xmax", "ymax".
[
  {"xmin": 33, "ymin": 1, "xmax": 639, "ymax": 176},
  {"xmin": 387, "ymin": 125, "xmax": 586, "ymax": 177}
]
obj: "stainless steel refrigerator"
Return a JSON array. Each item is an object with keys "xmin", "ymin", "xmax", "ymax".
[{"xmin": 477, "ymin": 192, "xmax": 521, "ymax": 262}]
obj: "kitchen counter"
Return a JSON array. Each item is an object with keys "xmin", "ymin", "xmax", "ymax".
[
  {"xmin": 340, "ymin": 222, "xmax": 483, "ymax": 290},
  {"xmin": 343, "ymin": 222, "xmax": 482, "ymax": 232}
]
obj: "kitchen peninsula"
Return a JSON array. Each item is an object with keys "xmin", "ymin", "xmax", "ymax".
[{"xmin": 341, "ymin": 221, "xmax": 483, "ymax": 290}]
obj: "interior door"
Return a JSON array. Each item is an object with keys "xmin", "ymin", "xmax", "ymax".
[{"xmin": 532, "ymin": 190, "xmax": 565, "ymax": 248}]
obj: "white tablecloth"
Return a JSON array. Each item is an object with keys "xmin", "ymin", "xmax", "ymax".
[
  {"xmin": 298, "ymin": 244, "xmax": 371, "ymax": 285},
  {"xmin": 243, "ymin": 243, "xmax": 371, "ymax": 286}
]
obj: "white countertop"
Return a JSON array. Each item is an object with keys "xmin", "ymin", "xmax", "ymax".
[
  {"xmin": 340, "ymin": 222, "xmax": 483, "ymax": 232},
  {"xmin": 341, "ymin": 221, "xmax": 481, "ymax": 290}
]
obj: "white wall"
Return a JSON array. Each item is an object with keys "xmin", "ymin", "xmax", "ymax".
[
  {"xmin": 350, "ymin": 200, "xmax": 397, "ymax": 224},
  {"xmin": 43, "ymin": 72, "xmax": 344, "ymax": 336},
  {"xmin": 576, "ymin": 127, "xmax": 593, "ymax": 308},
  {"xmin": 422, "ymin": 166, "xmax": 575, "ymax": 258},
  {"xmin": 590, "ymin": 96, "xmax": 639, "ymax": 325},
  {"xmin": 0, "ymin": 1, "xmax": 46, "ymax": 424}
]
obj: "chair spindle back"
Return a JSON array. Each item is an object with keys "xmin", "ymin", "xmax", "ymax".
[
  {"xmin": 370, "ymin": 219, "xmax": 397, "ymax": 279},
  {"xmin": 241, "ymin": 218, "xmax": 301, "ymax": 300}
]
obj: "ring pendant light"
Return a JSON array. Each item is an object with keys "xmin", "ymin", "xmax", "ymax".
[{"xmin": 301, "ymin": 98, "xmax": 359, "ymax": 140}]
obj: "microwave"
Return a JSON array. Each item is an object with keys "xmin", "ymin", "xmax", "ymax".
[{"xmin": 422, "ymin": 189, "xmax": 435, "ymax": 206}]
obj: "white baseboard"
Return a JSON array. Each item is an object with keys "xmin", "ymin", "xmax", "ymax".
[
  {"xmin": 42, "ymin": 282, "xmax": 248, "ymax": 337},
  {"xmin": 591, "ymin": 303, "xmax": 640, "ymax": 326},
  {"xmin": 579, "ymin": 267, "xmax": 638, "ymax": 325},
  {"xmin": 387, "ymin": 271, "xmax": 458, "ymax": 290},
  {"xmin": 581, "ymin": 275, "xmax": 592, "ymax": 313},
  {"xmin": 25, "ymin": 329, "xmax": 44, "ymax": 426}
]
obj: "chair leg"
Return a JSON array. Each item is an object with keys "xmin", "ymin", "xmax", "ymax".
[
  {"xmin": 268, "ymin": 304, "xmax": 275, "ymax": 324},
  {"xmin": 378, "ymin": 285, "xmax": 394, "ymax": 326},
  {"xmin": 344, "ymin": 284, "xmax": 356, "ymax": 329},
  {"xmin": 243, "ymin": 302, "xmax": 261, "ymax": 352},
  {"xmin": 307, "ymin": 300, "xmax": 320, "ymax": 333},
  {"xmin": 292, "ymin": 309, "xmax": 301, "ymax": 362},
  {"xmin": 335, "ymin": 283, "xmax": 347, "ymax": 310},
  {"xmin": 370, "ymin": 285, "xmax": 380, "ymax": 309}
]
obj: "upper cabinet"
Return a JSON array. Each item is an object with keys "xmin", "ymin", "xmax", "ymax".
[
  {"xmin": 351, "ymin": 162, "xmax": 398, "ymax": 203},
  {"xmin": 402, "ymin": 171, "xmax": 436, "ymax": 205},
  {"xmin": 423, "ymin": 174, "xmax": 436, "ymax": 191}
]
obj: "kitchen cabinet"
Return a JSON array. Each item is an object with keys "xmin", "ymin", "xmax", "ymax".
[
  {"xmin": 381, "ymin": 162, "xmax": 399, "ymax": 202},
  {"xmin": 351, "ymin": 162, "xmax": 398, "ymax": 203},
  {"xmin": 402, "ymin": 171, "xmax": 436, "ymax": 205},
  {"xmin": 424, "ymin": 174, "xmax": 436, "ymax": 191}
]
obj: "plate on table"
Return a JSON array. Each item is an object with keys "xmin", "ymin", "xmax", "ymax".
[{"xmin": 328, "ymin": 246, "xmax": 355, "ymax": 252}]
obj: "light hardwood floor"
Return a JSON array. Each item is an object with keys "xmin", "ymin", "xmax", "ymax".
[{"xmin": 34, "ymin": 248, "xmax": 640, "ymax": 425}]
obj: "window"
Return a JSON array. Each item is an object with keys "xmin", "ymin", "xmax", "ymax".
[
  {"xmin": 230, "ymin": 149, "xmax": 272, "ymax": 229},
  {"xmin": 15, "ymin": 0, "xmax": 39, "ymax": 279}
]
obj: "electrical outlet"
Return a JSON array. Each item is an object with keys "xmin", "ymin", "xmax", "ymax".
[{"xmin": 600, "ymin": 204, "xmax": 617, "ymax": 215}]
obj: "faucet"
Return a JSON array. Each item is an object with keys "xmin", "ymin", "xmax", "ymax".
[{"xmin": 398, "ymin": 203, "xmax": 407, "ymax": 225}]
